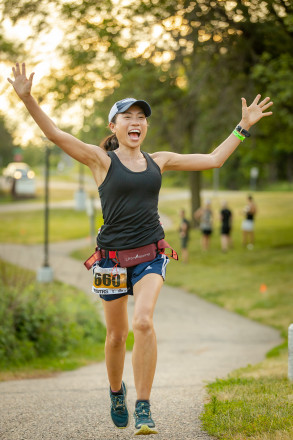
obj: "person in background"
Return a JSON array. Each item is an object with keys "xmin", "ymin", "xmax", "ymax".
[
  {"xmin": 220, "ymin": 201, "xmax": 232, "ymax": 252},
  {"xmin": 194, "ymin": 200, "xmax": 213, "ymax": 251},
  {"xmin": 179, "ymin": 209, "xmax": 190, "ymax": 263},
  {"xmin": 242, "ymin": 195, "xmax": 257, "ymax": 249}
]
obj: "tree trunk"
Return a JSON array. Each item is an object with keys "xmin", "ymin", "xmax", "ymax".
[
  {"xmin": 286, "ymin": 153, "xmax": 293, "ymax": 183},
  {"xmin": 268, "ymin": 162, "xmax": 278, "ymax": 183},
  {"xmin": 189, "ymin": 171, "xmax": 201, "ymax": 227}
]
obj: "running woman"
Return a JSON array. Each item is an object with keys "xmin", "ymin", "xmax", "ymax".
[
  {"xmin": 242, "ymin": 194, "xmax": 257, "ymax": 249},
  {"xmin": 179, "ymin": 209, "xmax": 190, "ymax": 263},
  {"xmin": 220, "ymin": 201, "xmax": 233, "ymax": 252},
  {"xmin": 7, "ymin": 62, "xmax": 273, "ymax": 435},
  {"xmin": 194, "ymin": 200, "xmax": 213, "ymax": 251}
]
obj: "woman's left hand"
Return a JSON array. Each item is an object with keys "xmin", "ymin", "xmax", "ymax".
[
  {"xmin": 241, "ymin": 94, "xmax": 273, "ymax": 129},
  {"xmin": 7, "ymin": 62, "xmax": 35, "ymax": 100}
]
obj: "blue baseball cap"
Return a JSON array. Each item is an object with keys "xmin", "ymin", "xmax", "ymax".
[{"xmin": 108, "ymin": 98, "xmax": 152, "ymax": 123}]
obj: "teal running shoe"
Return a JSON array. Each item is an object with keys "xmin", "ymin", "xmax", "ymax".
[
  {"xmin": 109, "ymin": 381, "xmax": 129, "ymax": 429},
  {"xmin": 134, "ymin": 401, "xmax": 158, "ymax": 435}
]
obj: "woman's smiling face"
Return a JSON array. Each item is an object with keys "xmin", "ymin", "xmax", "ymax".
[{"xmin": 109, "ymin": 105, "xmax": 148, "ymax": 148}]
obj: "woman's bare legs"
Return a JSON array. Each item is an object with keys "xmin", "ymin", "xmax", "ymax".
[
  {"xmin": 221, "ymin": 234, "xmax": 229, "ymax": 252},
  {"xmin": 243, "ymin": 230, "xmax": 254, "ymax": 248},
  {"xmin": 201, "ymin": 234, "xmax": 210, "ymax": 251},
  {"xmin": 102, "ymin": 295, "xmax": 129, "ymax": 392},
  {"xmin": 243, "ymin": 230, "xmax": 248, "ymax": 246},
  {"xmin": 132, "ymin": 273, "xmax": 163, "ymax": 400}
]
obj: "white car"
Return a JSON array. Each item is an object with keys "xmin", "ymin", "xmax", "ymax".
[{"xmin": 3, "ymin": 162, "xmax": 36, "ymax": 196}]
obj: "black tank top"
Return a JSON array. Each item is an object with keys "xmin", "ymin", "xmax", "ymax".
[
  {"xmin": 221, "ymin": 208, "xmax": 231, "ymax": 228},
  {"xmin": 97, "ymin": 151, "xmax": 165, "ymax": 250}
]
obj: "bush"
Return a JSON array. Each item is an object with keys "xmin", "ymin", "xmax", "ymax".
[{"xmin": 0, "ymin": 261, "xmax": 106, "ymax": 367}]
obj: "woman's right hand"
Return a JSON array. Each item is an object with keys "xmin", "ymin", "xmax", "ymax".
[{"xmin": 7, "ymin": 62, "xmax": 35, "ymax": 100}]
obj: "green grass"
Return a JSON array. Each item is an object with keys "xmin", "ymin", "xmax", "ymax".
[
  {"xmin": 0, "ymin": 343, "xmax": 106, "ymax": 382},
  {"xmin": 0, "ymin": 192, "xmax": 15, "ymax": 204},
  {"xmin": 164, "ymin": 232, "xmax": 293, "ymax": 337},
  {"xmin": 0, "ymin": 333, "xmax": 135, "ymax": 382},
  {"xmin": 0, "ymin": 209, "xmax": 104, "ymax": 244},
  {"xmin": 201, "ymin": 371, "xmax": 293, "ymax": 440},
  {"xmin": 161, "ymin": 191, "xmax": 293, "ymax": 338}
]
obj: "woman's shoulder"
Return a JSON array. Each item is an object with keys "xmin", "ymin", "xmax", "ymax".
[
  {"xmin": 149, "ymin": 151, "xmax": 174, "ymax": 172},
  {"xmin": 149, "ymin": 151, "xmax": 172, "ymax": 160}
]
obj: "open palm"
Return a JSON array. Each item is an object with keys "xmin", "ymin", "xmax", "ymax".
[
  {"xmin": 242, "ymin": 94, "xmax": 273, "ymax": 127},
  {"xmin": 7, "ymin": 62, "xmax": 34, "ymax": 99}
]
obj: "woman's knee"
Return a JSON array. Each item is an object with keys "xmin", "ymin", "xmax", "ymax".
[
  {"xmin": 106, "ymin": 329, "xmax": 128, "ymax": 347},
  {"xmin": 132, "ymin": 314, "xmax": 153, "ymax": 334}
]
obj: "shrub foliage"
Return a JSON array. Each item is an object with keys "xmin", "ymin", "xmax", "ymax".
[{"xmin": 0, "ymin": 260, "xmax": 106, "ymax": 367}]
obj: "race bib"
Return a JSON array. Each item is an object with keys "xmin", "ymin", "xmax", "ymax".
[{"xmin": 92, "ymin": 266, "xmax": 128, "ymax": 295}]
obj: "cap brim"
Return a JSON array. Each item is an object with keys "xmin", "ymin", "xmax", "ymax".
[{"xmin": 119, "ymin": 100, "xmax": 151, "ymax": 117}]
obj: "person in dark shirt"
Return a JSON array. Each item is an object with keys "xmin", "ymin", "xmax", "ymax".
[
  {"xmin": 220, "ymin": 201, "xmax": 232, "ymax": 252},
  {"xmin": 179, "ymin": 209, "xmax": 190, "ymax": 263},
  {"xmin": 8, "ymin": 62, "xmax": 273, "ymax": 436}
]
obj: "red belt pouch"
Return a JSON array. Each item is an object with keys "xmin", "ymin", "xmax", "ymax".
[{"xmin": 117, "ymin": 243, "xmax": 157, "ymax": 268}]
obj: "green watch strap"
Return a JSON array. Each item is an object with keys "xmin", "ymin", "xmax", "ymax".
[{"xmin": 233, "ymin": 129, "xmax": 245, "ymax": 141}]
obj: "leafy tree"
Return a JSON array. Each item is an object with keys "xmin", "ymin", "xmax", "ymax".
[
  {"xmin": 252, "ymin": 52, "xmax": 293, "ymax": 182},
  {"xmin": 52, "ymin": 0, "xmax": 293, "ymax": 204},
  {"xmin": 0, "ymin": 115, "xmax": 16, "ymax": 168},
  {"xmin": 1, "ymin": 0, "xmax": 292, "ymax": 210}
]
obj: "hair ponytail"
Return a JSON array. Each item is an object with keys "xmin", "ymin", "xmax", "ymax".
[
  {"xmin": 100, "ymin": 134, "xmax": 119, "ymax": 151},
  {"xmin": 100, "ymin": 114, "xmax": 119, "ymax": 151}
]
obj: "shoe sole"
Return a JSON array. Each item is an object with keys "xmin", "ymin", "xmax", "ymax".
[
  {"xmin": 135, "ymin": 425, "xmax": 158, "ymax": 435},
  {"xmin": 110, "ymin": 382, "xmax": 129, "ymax": 429}
]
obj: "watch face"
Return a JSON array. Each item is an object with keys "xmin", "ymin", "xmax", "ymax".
[{"xmin": 236, "ymin": 125, "xmax": 250, "ymax": 137}]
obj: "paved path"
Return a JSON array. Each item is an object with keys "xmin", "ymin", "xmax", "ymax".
[{"xmin": 0, "ymin": 239, "xmax": 282, "ymax": 440}]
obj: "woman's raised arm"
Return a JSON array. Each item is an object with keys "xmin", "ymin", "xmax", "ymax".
[
  {"xmin": 7, "ymin": 62, "xmax": 108, "ymax": 168},
  {"xmin": 152, "ymin": 94, "xmax": 273, "ymax": 173}
]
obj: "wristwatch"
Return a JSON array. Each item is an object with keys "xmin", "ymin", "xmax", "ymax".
[{"xmin": 236, "ymin": 125, "xmax": 251, "ymax": 137}]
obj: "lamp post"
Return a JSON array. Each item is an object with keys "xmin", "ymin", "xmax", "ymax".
[
  {"xmin": 74, "ymin": 162, "xmax": 87, "ymax": 211},
  {"xmin": 250, "ymin": 167, "xmax": 259, "ymax": 191},
  {"xmin": 37, "ymin": 138, "xmax": 53, "ymax": 283}
]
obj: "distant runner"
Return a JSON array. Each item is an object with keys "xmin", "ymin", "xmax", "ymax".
[
  {"xmin": 179, "ymin": 209, "xmax": 190, "ymax": 263},
  {"xmin": 220, "ymin": 201, "xmax": 233, "ymax": 252},
  {"xmin": 194, "ymin": 200, "xmax": 213, "ymax": 251},
  {"xmin": 242, "ymin": 195, "xmax": 257, "ymax": 249}
]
